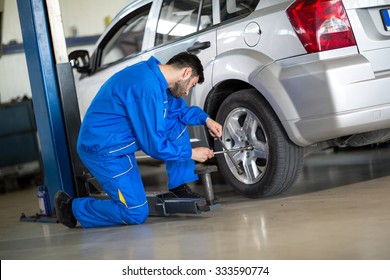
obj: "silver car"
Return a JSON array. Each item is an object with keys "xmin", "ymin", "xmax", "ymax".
[{"xmin": 70, "ymin": 0, "xmax": 390, "ymax": 197}]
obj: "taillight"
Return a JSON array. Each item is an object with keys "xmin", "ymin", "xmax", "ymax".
[{"xmin": 286, "ymin": 0, "xmax": 356, "ymax": 53}]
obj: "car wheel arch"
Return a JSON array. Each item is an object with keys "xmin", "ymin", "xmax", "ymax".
[
  {"xmin": 203, "ymin": 79, "xmax": 274, "ymax": 148},
  {"xmin": 204, "ymin": 82, "xmax": 303, "ymax": 152},
  {"xmin": 211, "ymin": 51, "xmax": 290, "ymax": 119},
  {"xmin": 213, "ymin": 50, "xmax": 300, "ymax": 108},
  {"xmin": 212, "ymin": 49, "xmax": 273, "ymax": 85}
]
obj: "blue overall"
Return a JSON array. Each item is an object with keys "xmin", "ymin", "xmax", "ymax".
[{"xmin": 74, "ymin": 57, "xmax": 208, "ymax": 228}]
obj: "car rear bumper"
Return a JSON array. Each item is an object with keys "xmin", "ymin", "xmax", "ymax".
[
  {"xmin": 284, "ymin": 102, "xmax": 390, "ymax": 146},
  {"xmin": 263, "ymin": 51, "xmax": 390, "ymax": 146}
]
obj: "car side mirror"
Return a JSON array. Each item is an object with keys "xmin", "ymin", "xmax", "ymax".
[{"xmin": 69, "ymin": 50, "xmax": 91, "ymax": 74}]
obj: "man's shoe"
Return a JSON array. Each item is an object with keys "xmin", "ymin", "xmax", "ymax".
[
  {"xmin": 170, "ymin": 184, "xmax": 204, "ymax": 199},
  {"xmin": 54, "ymin": 191, "xmax": 77, "ymax": 228}
]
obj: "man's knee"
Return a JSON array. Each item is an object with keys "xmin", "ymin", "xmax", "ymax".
[
  {"xmin": 121, "ymin": 203, "xmax": 149, "ymax": 225},
  {"xmin": 131, "ymin": 205, "xmax": 149, "ymax": 224}
]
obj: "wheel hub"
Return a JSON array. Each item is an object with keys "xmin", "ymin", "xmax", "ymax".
[{"xmin": 222, "ymin": 107, "xmax": 269, "ymax": 184}]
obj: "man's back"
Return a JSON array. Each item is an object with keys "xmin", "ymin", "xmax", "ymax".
[{"xmin": 77, "ymin": 57, "xmax": 167, "ymax": 156}]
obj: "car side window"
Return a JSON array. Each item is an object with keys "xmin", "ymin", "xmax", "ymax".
[
  {"xmin": 155, "ymin": 0, "xmax": 213, "ymax": 46},
  {"xmin": 219, "ymin": 0, "xmax": 260, "ymax": 22},
  {"xmin": 100, "ymin": 4, "xmax": 151, "ymax": 67}
]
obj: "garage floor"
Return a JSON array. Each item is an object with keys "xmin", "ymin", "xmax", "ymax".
[{"xmin": 1, "ymin": 146, "xmax": 390, "ymax": 260}]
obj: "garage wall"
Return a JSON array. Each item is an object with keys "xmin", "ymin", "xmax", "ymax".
[{"xmin": 0, "ymin": 0, "xmax": 128, "ymax": 103}]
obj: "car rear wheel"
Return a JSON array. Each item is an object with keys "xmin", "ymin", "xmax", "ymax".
[{"xmin": 215, "ymin": 89, "xmax": 304, "ymax": 197}]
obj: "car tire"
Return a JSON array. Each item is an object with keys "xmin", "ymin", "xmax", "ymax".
[{"xmin": 215, "ymin": 89, "xmax": 304, "ymax": 197}]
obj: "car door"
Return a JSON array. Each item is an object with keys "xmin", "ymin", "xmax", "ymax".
[
  {"xmin": 143, "ymin": 0, "xmax": 217, "ymax": 147},
  {"xmin": 76, "ymin": 1, "xmax": 156, "ymax": 119}
]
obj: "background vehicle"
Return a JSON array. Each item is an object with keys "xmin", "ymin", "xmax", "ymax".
[{"xmin": 70, "ymin": 0, "xmax": 390, "ymax": 198}]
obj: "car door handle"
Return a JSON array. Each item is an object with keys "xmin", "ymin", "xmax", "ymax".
[{"xmin": 187, "ymin": 41, "xmax": 211, "ymax": 53}]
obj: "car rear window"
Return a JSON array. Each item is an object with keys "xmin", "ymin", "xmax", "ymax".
[
  {"xmin": 155, "ymin": 0, "xmax": 213, "ymax": 46},
  {"xmin": 100, "ymin": 4, "xmax": 151, "ymax": 67},
  {"xmin": 220, "ymin": 0, "xmax": 260, "ymax": 22}
]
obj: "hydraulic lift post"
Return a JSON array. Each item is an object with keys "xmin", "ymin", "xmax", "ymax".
[{"xmin": 17, "ymin": 0, "xmax": 78, "ymax": 214}]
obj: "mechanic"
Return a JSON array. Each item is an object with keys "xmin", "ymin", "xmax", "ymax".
[{"xmin": 55, "ymin": 52, "xmax": 222, "ymax": 228}]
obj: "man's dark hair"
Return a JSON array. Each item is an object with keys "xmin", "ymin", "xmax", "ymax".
[{"xmin": 167, "ymin": 52, "xmax": 204, "ymax": 84}]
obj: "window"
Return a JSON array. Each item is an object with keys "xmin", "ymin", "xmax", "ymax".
[
  {"xmin": 100, "ymin": 4, "xmax": 151, "ymax": 67},
  {"xmin": 155, "ymin": 0, "xmax": 213, "ymax": 46},
  {"xmin": 219, "ymin": 0, "xmax": 260, "ymax": 22}
]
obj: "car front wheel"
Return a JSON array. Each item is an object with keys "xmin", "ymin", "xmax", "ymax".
[{"xmin": 215, "ymin": 89, "xmax": 304, "ymax": 197}]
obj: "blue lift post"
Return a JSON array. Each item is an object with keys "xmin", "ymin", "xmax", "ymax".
[{"xmin": 17, "ymin": 0, "xmax": 86, "ymax": 216}]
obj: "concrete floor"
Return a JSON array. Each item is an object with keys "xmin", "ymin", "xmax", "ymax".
[{"xmin": 1, "ymin": 146, "xmax": 390, "ymax": 260}]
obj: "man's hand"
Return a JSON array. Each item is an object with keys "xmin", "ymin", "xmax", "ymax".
[
  {"xmin": 206, "ymin": 117, "xmax": 223, "ymax": 138},
  {"xmin": 191, "ymin": 147, "xmax": 214, "ymax": 162}
]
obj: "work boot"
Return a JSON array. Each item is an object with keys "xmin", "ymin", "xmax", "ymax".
[
  {"xmin": 54, "ymin": 191, "xmax": 77, "ymax": 228},
  {"xmin": 170, "ymin": 184, "xmax": 204, "ymax": 199}
]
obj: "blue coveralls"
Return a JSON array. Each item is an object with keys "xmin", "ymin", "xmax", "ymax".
[{"xmin": 74, "ymin": 56, "xmax": 209, "ymax": 228}]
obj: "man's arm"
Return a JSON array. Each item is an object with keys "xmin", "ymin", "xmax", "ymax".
[
  {"xmin": 175, "ymin": 97, "xmax": 222, "ymax": 138},
  {"xmin": 124, "ymin": 86, "xmax": 192, "ymax": 161},
  {"xmin": 173, "ymin": 97, "xmax": 209, "ymax": 126}
]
